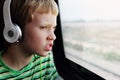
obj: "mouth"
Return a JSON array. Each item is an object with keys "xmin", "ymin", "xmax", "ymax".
[{"xmin": 45, "ymin": 43, "xmax": 53, "ymax": 51}]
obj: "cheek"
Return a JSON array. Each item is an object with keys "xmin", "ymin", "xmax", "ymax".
[
  {"xmin": 28, "ymin": 35, "xmax": 43, "ymax": 47},
  {"xmin": 23, "ymin": 28, "xmax": 46, "ymax": 51}
]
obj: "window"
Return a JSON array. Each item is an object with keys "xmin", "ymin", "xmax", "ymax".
[{"xmin": 59, "ymin": 0, "xmax": 120, "ymax": 80}]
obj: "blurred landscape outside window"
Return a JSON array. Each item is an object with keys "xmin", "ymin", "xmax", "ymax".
[{"xmin": 59, "ymin": 0, "xmax": 120, "ymax": 80}]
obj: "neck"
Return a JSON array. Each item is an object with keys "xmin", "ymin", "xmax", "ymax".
[{"xmin": 2, "ymin": 43, "xmax": 33, "ymax": 70}]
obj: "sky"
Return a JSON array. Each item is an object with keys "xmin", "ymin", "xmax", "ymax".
[{"xmin": 59, "ymin": 0, "xmax": 120, "ymax": 21}]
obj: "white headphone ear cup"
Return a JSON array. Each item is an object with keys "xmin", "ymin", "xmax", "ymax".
[{"xmin": 3, "ymin": 24, "xmax": 22, "ymax": 43}]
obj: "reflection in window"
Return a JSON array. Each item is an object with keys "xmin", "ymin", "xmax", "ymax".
[{"xmin": 59, "ymin": 0, "xmax": 120, "ymax": 80}]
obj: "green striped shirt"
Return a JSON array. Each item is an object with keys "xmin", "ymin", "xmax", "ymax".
[{"xmin": 0, "ymin": 50, "xmax": 59, "ymax": 80}]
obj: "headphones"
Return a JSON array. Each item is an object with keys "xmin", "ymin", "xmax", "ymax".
[{"xmin": 3, "ymin": 0, "xmax": 22, "ymax": 43}]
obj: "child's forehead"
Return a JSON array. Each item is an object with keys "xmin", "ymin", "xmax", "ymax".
[
  {"xmin": 32, "ymin": 8, "xmax": 58, "ymax": 19},
  {"xmin": 32, "ymin": 11, "xmax": 57, "ymax": 21},
  {"xmin": 31, "ymin": 12, "xmax": 57, "ymax": 26}
]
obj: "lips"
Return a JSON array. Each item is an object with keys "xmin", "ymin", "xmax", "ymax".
[{"xmin": 45, "ymin": 43, "xmax": 53, "ymax": 51}]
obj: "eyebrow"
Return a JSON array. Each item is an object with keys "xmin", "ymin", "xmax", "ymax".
[{"xmin": 41, "ymin": 23, "xmax": 57, "ymax": 27}]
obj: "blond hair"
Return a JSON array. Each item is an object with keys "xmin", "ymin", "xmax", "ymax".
[{"xmin": 11, "ymin": 0, "xmax": 58, "ymax": 29}]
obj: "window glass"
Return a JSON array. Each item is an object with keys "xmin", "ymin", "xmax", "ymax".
[{"xmin": 59, "ymin": 0, "xmax": 120, "ymax": 80}]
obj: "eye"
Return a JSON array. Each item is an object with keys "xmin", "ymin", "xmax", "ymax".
[{"xmin": 39, "ymin": 26, "xmax": 48, "ymax": 29}]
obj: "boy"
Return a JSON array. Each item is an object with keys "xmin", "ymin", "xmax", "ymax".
[{"xmin": 0, "ymin": 0, "xmax": 60, "ymax": 79}]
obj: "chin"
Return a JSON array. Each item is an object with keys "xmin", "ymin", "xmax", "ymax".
[{"xmin": 38, "ymin": 51, "xmax": 49, "ymax": 57}]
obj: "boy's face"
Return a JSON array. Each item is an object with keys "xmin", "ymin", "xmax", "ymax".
[{"xmin": 21, "ymin": 11, "xmax": 57, "ymax": 57}]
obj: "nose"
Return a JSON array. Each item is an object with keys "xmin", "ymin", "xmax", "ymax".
[{"xmin": 47, "ymin": 31, "xmax": 56, "ymax": 41}]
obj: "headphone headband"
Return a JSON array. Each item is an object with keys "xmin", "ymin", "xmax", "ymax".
[{"xmin": 3, "ymin": 0, "xmax": 12, "ymax": 27}]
